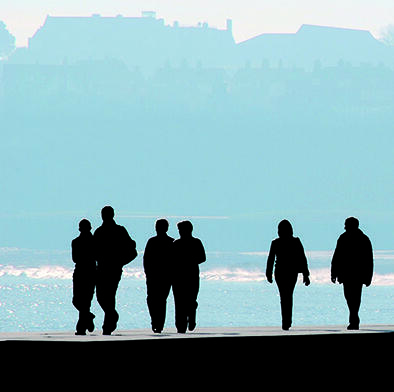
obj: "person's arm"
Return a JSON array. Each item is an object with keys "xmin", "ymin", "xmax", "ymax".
[
  {"xmin": 121, "ymin": 226, "xmax": 138, "ymax": 266},
  {"xmin": 266, "ymin": 241, "xmax": 275, "ymax": 283},
  {"xmin": 196, "ymin": 239, "xmax": 206, "ymax": 264},
  {"xmin": 297, "ymin": 238, "xmax": 310, "ymax": 286},
  {"xmin": 71, "ymin": 240, "xmax": 77, "ymax": 263},
  {"xmin": 331, "ymin": 239, "xmax": 341, "ymax": 283},
  {"xmin": 363, "ymin": 237, "xmax": 374, "ymax": 287},
  {"xmin": 143, "ymin": 238, "xmax": 153, "ymax": 274}
]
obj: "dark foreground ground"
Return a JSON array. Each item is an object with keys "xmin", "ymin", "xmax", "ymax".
[{"xmin": 1, "ymin": 325, "xmax": 392, "ymax": 387}]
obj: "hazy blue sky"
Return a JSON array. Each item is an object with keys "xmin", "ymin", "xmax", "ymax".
[
  {"xmin": 2, "ymin": 0, "xmax": 394, "ymax": 46},
  {"xmin": 1, "ymin": 0, "xmax": 394, "ymax": 251}
]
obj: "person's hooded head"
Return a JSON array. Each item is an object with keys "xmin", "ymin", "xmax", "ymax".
[{"xmin": 278, "ymin": 219, "xmax": 293, "ymax": 239}]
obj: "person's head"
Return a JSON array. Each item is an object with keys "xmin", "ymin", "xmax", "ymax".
[
  {"xmin": 101, "ymin": 206, "xmax": 115, "ymax": 222},
  {"xmin": 79, "ymin": 218, "xmax": 92, "ymax": 233},
  {"xmin": 278, "ymin": 219, "xmax": 293, "ymax": 238},
  {"xmin": 155, "ymin": 218, "xmax": 169, "ymax": 235},
  {"xmin": 345, "ymin": 217, "xmax": 359, "ymax": 232},
  {"xmin": 177, "ymin": 220, "xmax": 193, "ymax": 238}
]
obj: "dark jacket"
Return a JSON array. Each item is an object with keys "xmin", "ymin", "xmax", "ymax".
[
  {"xmin": 143, "ymin": 234, "xmax": 174, "ymax": 277},
  {"xmin": 94, "ymin": 220, "xmax": 137, "ymax": 269},
  {"xmin": 266, "ymin": 236, "xmax": 310, "ymax": 278},
  {"xmin": 331, "ymin": 229, "xmax": 373, "ymax": 285},
  {"xmin": 71, "ymin": 233, "xmax": 96, "ymax": 271},
  {"xmin": 172, "ymin": 236, "xmax": 206, "ymax": 277}
]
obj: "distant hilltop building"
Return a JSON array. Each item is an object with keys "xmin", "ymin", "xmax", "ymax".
[
  {"xmin": 8, "ymin": 12, "xmax": 236, "ymax": 71},
  {"xmin": 6, "ymin": 12, "xmax": 394, "ymax": 71},
  {"xmin": 239, "ymin": 24, "xmax": 394, "ymax": 69}
]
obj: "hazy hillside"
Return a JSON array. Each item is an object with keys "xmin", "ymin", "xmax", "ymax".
[{"xmin": 1, "ymin": 15, "xmax": 393, "ymax": 251}]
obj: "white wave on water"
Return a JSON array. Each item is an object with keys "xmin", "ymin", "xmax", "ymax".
[
  {"xmin": 305, "ymin": 268, "xmax": 394, "ymax": 286},
  {"xmin": 0, "ymin": 246, "xmax": 393, "ymax": 285},
  {"xmin": 201, "ymin": 267, "xmax": 394, "ymax": 286},
  {"xmin": 241, "ymin": 249, "xmax": 394, "ymax": 260},
  {"xmin": 239, "ymin": 250, "xmax": 334, "ymax": 258},
  {"xmin": 0, "ymin": 265, "xmax": 73, "ymax": 280},
  {"xmin": 201, "ymin": 268, "xmax": 265, "ymax": 282},
  {"xmin": 1, "ymin": 264, "xmax": 393, "ymax": 286}
]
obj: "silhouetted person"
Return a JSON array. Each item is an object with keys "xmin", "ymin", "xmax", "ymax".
[
  {"xmin": 331, "ymin": 217, "xmax": 374, "ymax": 330},
  {"xmin": 172, "ymin": 221, "xmax": 206, "ymax": 333},
  {"xmin": 94, "ymin": 206, "xmax": 138, "ymax": 335},
  {"xmin": 143, "ymin": 219, "xmax": 174, "ymax": 333},
  {"xmin": 71, "ymin": 219, "xmax": 96, "ymax": 335},
  {"xmin": 266, "ymin": 220, "xmax": 310, "ymax": 330}
]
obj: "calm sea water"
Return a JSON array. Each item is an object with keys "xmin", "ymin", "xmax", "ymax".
[{"xmin": 0, "ymin": 248, "xmax": 393, "ymax": 332}]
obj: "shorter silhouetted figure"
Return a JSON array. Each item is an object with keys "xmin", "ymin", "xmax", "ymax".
[
  {"xmin": 94, "ymin": 206, "xmax": 138, "ymax": 335},
  {"xmin": 71, "ymin": 219, "xmax": 96, "ymax": 335},
  {"xmin": 143, "ymin": 219, "xmax": 174, "ymax": 333},
  {"xmin": 331, "ymin": 217, "xmax": 374, "ymax": 330},
  {"xmin": 266, "ymin": 220, "xmax": 310, "ymax": 330},
  {"xmin": 172, "ymin": 221, "xmax": 206, "ymax": 333}
]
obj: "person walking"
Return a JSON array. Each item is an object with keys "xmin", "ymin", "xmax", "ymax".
[
  {"xmin": 94, "ymin": 206, "xmax": 138, "ymax": 335},
  {"xmin": 172, "ymin": 220, "xmax": 206, "ymax": 333},
  {"xmin": 331, "ymin": 217, "xmax": 374, "ymax": 330},
  {"xmin": 266, "ymin": 219, "xmax": 310, "ymax": 330},
  {"xmin": 71, "ymin": 218, "xmax": 96, "ymax": 335},
  {"xmin": 143, "ymin": 219, "xmax": 174, "ymax": 333}
]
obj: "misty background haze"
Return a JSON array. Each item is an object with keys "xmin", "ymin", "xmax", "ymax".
[{"xmin": 1, "ymin": 12, "xmax": 394, "ymax": 253}]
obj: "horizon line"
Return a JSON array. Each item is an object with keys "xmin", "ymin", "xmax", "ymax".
[{"xmin": 118, "ymin": 214, "xmax": 230, "ymax": 220}]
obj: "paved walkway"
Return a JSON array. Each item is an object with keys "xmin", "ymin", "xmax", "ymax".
[{"xmin": 1, "ymin": 324, "xmax": 392, "ymax": 342}]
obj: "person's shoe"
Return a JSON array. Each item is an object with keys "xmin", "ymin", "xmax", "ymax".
[
  {"xmin": 75, "ymin": 319, "xmax": 86, "ymax": 335},
  {"xmin": 87, "ymin": 313, "xmax": 95, "ymax": 333},
  {"xmin": 102, "ymin": 311, "xmax": 119, "ymax": 336},
  {"xmin": 347, "ymin": 324, "xmax": 359, "ymax": 330},
  {"xmin": 188, "ymin": 321, "xmax": 196, "ymax": 331}
]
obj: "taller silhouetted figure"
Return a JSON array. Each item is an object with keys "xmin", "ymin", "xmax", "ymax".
[
  {"xmin": 94, "ymin": 206, "xmax": 137, "ymax": 335},
  {"xmin": 71, "ymin": 218, "xmax": 96, "ymax": 335},
  {"xmin": 266, "ymin": 220, "xmax": 310, "ymax": 330},
  {"xmin": 172, "ymin": 220, "xmax": 206, "ymax": 333},
  {"xmin": 331, "ymin": 217, "xmax": 374, "ymax": 330},
  {"xmin": 143, "ymin": 219, "xmax": 174, "ymax": 333}
]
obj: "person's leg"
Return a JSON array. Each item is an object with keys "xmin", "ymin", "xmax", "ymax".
[
  {"xmin": 343, "ymin": 282, "xmax": 363, "ymax": 329},
  {"xmin": 72, "ymin": 271, "xmax": 83, "ymax": 334},
  {"xmin": 186, "ymin": 274, "xmax": 200, "ymax": 331},
  {"xmin": 146, "ymin": 277, "xmax": 159, "ymax": 332},
  {"xmin": 276, "ymin": 274, "xmax": 298, "ymax": 330},
  {"xmin": 73, "ymin": 269, "xmax": 96, "ymax": 334},
  {"xmin": 85, "ymin": 273, "xmax": 96, "ymax": 332},
  {"xmin": 156, "ymin": 280, "xmax": 172, "ymax": 332},
  {"xmin": 172, "ymin": 281, "xmax": 187, "ymax": 333},
  {"xmin": 146, "ymin": 278, "xmax": 171, "ymax": 333},
  {"xmin": 97, "ymin": 269, "xmax": 121, "ymax": 335}
]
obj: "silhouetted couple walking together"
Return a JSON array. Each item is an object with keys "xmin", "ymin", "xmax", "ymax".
[
  {"xmin": 266, "ymin": 217, "xmax": 373, "ymax": 330},
  {"xmin": 143, "ymin": 219, "xmax": 206, "ymax": 333},
  {"xmin": 71, "ymin": 206, "xmax": 137, "ymax": 335}
]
